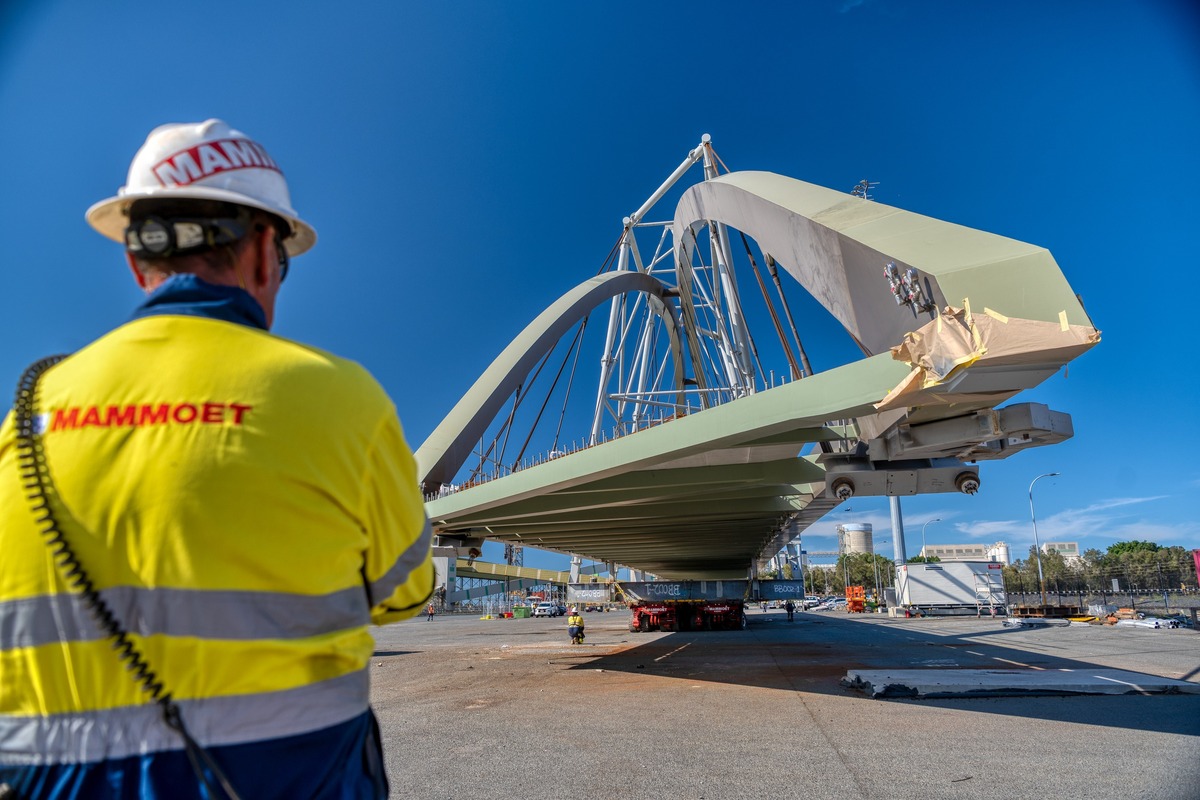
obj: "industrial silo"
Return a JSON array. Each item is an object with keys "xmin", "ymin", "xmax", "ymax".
[{"xmin": 837, "ymin": 523, "xmax": 873, "ymax": 555}]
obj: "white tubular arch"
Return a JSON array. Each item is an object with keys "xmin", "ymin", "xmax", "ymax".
[{"xmin": 416, "ymin": 271, "xmax": 683, "ymax": 494}]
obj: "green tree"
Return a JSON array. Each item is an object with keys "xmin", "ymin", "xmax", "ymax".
[
  {"xmin": 1102, "ymin": 547, "xmax": 1157, "ymax": 592},
  {"xmin": 1089, "ymin": 541, "xmax": 1176, "ymax": 594},
  {"xmin": 1159, "ymin": 546, "xmax": 1197, "ymax": 589},
  {"xmin": 1107, "ymin": 540, "xmax": 1160, "ymax": 556},
  {"xmin": 1039, "ymin": 548, "xmax": 1069, "ymax": 596},
  {"xmin": 906, "ymin": 555, "xmax": 941, "ymax": 563},
  {"xmin": 1133, "ymin": 546, "xmax": 1197, "ymax": 592},
  {"xmin": 1001, "ymin": 560, "xmax": 1025, "ymax": 603},
  {"xmin": 1081, "ymin": 548, "xmax": 1106, "ymax": 591},
  {"xmin": 1012, "ymin": 549, "xmax": 1045, "ymax": 600},
  {"xmin": 806, "ymin": 566, "xmax": 834, "ymax": 595},
  {"xmin": 1001, "ymin": 562, "xmax": 1022, "ymax": 591}
]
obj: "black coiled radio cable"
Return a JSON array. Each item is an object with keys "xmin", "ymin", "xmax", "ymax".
[{"xmin": 12, "ymin": 355, "xmax": 243, "ymax": 800}]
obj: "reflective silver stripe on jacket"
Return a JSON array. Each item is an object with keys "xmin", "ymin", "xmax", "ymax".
[
  {"xmin": 0, "ymin": 585, "xmax": 370, "ymax": 650},
  {"xmin": 0, "ymin": 670, "xmax": 369, "ymax": 765},
  {"xmin": 368, "ymin": 515, "xmax": 433, "ymax": 605}
]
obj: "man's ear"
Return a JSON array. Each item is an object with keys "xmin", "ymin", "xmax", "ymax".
[
  {"xmin": 253, "ymin": 225, "xmax": 274, "ymax": 289},
  {"xmin": 126, "ymin": 252, "xmax": 150, "ymax": 291}
]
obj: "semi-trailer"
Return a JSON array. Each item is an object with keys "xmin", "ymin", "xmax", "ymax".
[
  {"xmin": 567, "ymin": 579, "xmax": 807, "ymax": 632},
  {"xmin": 627, "ymin": 598, "xmax": 747, "ymax": 632}
]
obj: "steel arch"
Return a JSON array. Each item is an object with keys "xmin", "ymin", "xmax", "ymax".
[{"xmin": 416, "ymin": 271, "xmax": 684, "ymax": 494}]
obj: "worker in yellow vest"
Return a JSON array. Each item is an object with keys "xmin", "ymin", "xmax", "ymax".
[
  {"xmin": 0, "ymin": 119, "xmax": 433, "ymax": 799},
  {"xmin": 567, "ymin": 608, "xmax": 586, "ymax": 644}
]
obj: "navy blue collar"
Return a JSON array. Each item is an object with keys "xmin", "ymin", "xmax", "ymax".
[{"xmin": 129, "ymin": 274, "xmax": 268, "ymax": 331}]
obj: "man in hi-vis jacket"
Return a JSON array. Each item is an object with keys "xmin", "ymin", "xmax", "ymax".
[{"xmin": 0, "ymin": 119, "xmax": 433, "ymax": 799}]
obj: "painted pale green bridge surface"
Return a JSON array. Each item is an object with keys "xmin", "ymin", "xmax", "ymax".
[{"xmin": 417, "ymin": 165, "xmax": 1099, "ymax": 581}]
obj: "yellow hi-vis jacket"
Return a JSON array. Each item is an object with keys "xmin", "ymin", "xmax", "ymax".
[{"xmin": 0, "ymin": 313, "xmax": 433, "ymax": 765}]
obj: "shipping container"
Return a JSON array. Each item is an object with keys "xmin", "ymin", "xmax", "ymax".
[{"xmin": 896, "ymin": 561, "xmax": 1006, "ymax": 611}]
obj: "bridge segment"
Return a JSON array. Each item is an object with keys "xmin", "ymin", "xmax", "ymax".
[{"xmin": 418, "ymin": 160, "xmax": 1099, "ymax": 581}]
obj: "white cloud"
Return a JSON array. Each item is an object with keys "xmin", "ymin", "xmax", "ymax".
[
  {"xmin": 1067, "ymin": 496, "xmax": 1167, "ymax": 514},
  {"xmin": 940, "ymin": 494, "xmax": 1200, "ymax": 557},
  {"xmin": 952, "ymin": 519, "xmax": 1024, "ymax": 539},
  {"xmin": 797, "ymin": 494, "xmax": 1198, "ymax": 564}
]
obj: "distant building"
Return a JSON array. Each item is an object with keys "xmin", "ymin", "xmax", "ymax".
[
  {"xmin": 1041, "ymin": 541, "xmax": 1081, "ymax": 562},
  {"xmin": 920, "ymin": 541, "xmax": 1011, "ymax": 564},
  {"xmin": 836, "ymin": 523, "xmax": 873, "ymax": 556}
]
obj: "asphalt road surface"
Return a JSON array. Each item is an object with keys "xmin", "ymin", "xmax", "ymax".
[{"xmin": 369, "ymin": 609, "xmax": 1200, "ymax": 800}]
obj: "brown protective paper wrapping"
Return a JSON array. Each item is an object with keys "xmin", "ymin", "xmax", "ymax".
[{"xmin": 875, "ymin": 306, "xmax": 1100, "ymax": 413}]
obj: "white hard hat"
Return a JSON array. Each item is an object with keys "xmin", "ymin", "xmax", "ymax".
[{"xmin": 86, "ymin": 119, "xmax": 316, "ymax": 257}]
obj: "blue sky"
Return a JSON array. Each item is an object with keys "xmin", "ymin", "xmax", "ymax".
[{"xmin": 2, "ymin": 1, "xmax": 1197, "ymax": 571}]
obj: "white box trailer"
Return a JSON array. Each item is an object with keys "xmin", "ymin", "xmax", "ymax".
[{"xmin": 897, "ymin": 561, "xmax": 1006, "ymax": 611}]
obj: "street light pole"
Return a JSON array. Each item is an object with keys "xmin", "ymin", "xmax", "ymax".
[
  {"xmin": 920, "ymin": 518, "xmax": 941, "ymax": 559},
  {"xmin": 1029, "ymin": 472, "xmax": 1060, "ymax": 607},
  {"xmin": 872, "ymin": 540, "xmax": 889, "ymax": 606}
]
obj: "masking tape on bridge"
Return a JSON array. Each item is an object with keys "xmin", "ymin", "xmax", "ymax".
[{"xmin": 874, "ymin": 304, "xmax": 1100, "ymax": 413}]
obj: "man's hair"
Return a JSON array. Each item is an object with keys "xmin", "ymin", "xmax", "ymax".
[
  {"xmin": 129, "ymin": 198, "xmax": 246, "ymax": 224},
  {"xmin": 126, "ymin": 199, "xmax": 288, "ymax": 276}
]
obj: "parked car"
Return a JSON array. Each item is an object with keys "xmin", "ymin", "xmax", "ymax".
[
  {"xmin": 532, "ymin": 602, "xmax": 561, "ymax": 617},
  {"xmin": 814, "ymin": 597, "xmax": 847, "ymax": 611}
]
